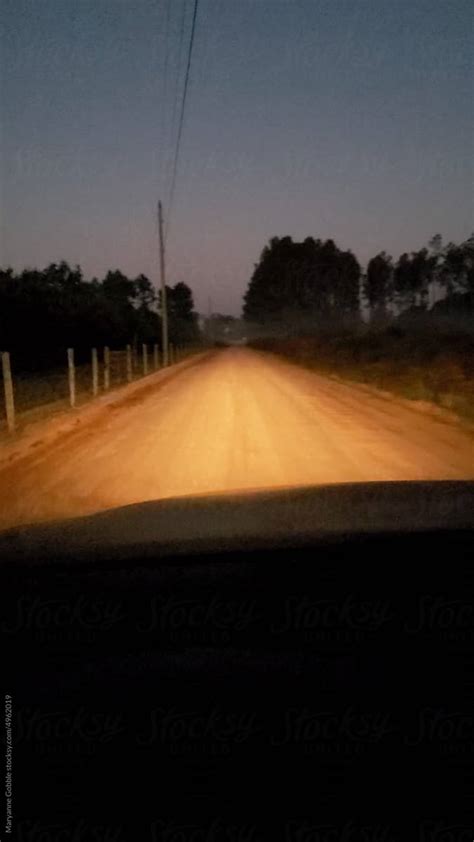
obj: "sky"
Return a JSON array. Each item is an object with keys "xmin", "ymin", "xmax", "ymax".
[{"xmin": 0, "ymin": 0, "xmax": 473, "ymax": 316}]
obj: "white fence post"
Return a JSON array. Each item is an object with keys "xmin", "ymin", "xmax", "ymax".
[
  {"xmin": 1, "ymin": 351, "xmax": 15, "ymax": 433},
  {"xmin": 103, "ymin": 346, "xmax": 110, "ymax": 390},
  {"xmin": 126, "ymin": 345, "xmax": 132, "ymax": 383},
  {"xmin": 67, "ymin": 348, "xmax": 76, "ymax": 408},
  {"xmin": 142, "ymin": 343, "xmax": 148, "ymax": 376},
  {"xmin": 92, "ymin": 348, "xmax": 99, "ymax": 396}
]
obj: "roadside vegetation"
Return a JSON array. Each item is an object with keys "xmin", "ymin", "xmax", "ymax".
[
  {"xmin": 0, "ymin": 261, "xmax": 201, "ymax": 373},
  {"xmin": 252, "ymin": 326, "xmax": 474, "ymax": 422},
  {"xmin": 245, "ymin": 233, "xmax": 474, "ymax": 422},
  {"xmin": 0, "ymin": 262, "xmax": 203, "ymax": 430}
]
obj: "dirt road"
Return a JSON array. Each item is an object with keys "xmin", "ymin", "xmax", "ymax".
[{"xmin": 1, "ymin": 347, "xmax": 473, "ymax": 530}]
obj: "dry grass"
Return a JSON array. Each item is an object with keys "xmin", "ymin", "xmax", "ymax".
[{"xmin": 252, "ymin": 328, "xmax": 474, "ymax": 422}]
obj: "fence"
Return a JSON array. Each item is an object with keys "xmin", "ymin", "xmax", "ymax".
[{"xmin": 0, "ymin": 341, "xmax": 197, "ymax": 435}]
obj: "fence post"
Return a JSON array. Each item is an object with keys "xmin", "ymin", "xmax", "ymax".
[
  {"xmin": 126, "ymin": 344, "xmax": 132, "ymax": 383},
  {"xmin": 153, "ymin": 343, "xmax": 159, "ymax": 370},
  {"xmin": 1, "ymin": 351, "xmax": 15, "ymax": 433},
  {"xmin": 92, "ymin": 348, "xmax": 99, "ymax": 396},
  {"xmin": 142, "ymin": 343, "xmax": 148, "ymax": 376},
  {"xmin": 67, "ymin": 348, "xmax": 76, "ymax": 408},
  {"xmin": 103, "ymin": 346, "xmax": 110, "ymax": 390}
]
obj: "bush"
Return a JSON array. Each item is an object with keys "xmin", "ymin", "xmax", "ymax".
[{"xmin": 249, "ymin": 327, "xmax": 474, "ymax": 421}]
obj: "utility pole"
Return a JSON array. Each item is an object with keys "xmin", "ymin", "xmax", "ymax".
[
  {"xmin": 208, "ymin": 295, "xmax": 213, "ymax": 343},
  {"xmin": 158, "ymin": 200, "xmax": 169, "ymax": 366}
]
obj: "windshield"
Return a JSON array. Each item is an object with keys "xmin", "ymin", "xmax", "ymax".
[{"xmin": 0, "ymin": 0, "xmax": 473, "ymax": 532}]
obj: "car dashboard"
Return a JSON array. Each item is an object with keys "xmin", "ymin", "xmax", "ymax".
[{"xmin": 1, "ymin": 482, "xmax": 473, "ymax": 829}]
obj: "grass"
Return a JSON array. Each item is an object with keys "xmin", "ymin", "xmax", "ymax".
[
  {"xmin": 0, "ymin": 351, "xmax": 145, "ymax": 433},
  {"xmin": 0, "ymin": 346, "xmax": 204, "ymax": 435},
  {"xmin": 251, "ymin": 326, "xmax": 474, "ymax": 423}
]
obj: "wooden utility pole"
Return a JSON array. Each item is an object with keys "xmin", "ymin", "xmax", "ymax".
[
  {"xmin": 92, "ymin": 348, "xmax": 99, "ymax": 396},
  {"xmin": 208, "ymin": 296, "xmax": 213, "ymax": 343},
  {"xmin": 158, "ymin": 200, "xmax": 169, "ymax": 366},
  {"xmin": 103, "ymin": 346, "xmax": 110, "ymax": 390},
  {"xmin": 1, "ymin": 352, "xmax": 15, "ymax": 433},
  {"xmin": 67, "ymin": 348, "xmax": 76, "ymax": 408}
]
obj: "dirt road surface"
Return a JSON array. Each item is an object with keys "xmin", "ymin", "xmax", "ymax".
[{"xmin": 1, "ymin": 347, "xmax": 473, "ymax": 531}]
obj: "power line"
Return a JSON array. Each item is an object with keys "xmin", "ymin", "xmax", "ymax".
[
  {"xmin": 158, "ymin": 0, "xmax": 172, "ymax": 193},
  {"xmin": 165, "ymin": 0, "xmax": 199, "ymax": 241},
  {"xmin": 158, "ymin": 0, "xmax": 176, "ymax": 194},
  {"xmin": 168, "ymin": 0, "xmax": 188, "ymax": 166},
  {"xmin": 160, "ymin": 0, "xmax": 186, "ymax": 203}
]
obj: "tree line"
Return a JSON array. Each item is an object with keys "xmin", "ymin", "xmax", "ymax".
[
  {"xmin": 365, "ymin": 234, "xmax": 474, "ymax": 321},
  {"xmin": 0, "ymin": 262, "xmax": 200, "ymax": 371},
  {"xmin": 243, "ymin": 234, "xmax": 474, "ymax": 330}
]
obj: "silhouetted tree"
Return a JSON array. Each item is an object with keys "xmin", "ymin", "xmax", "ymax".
[
  {"xmin": 438, "ymin": 235, "xmax": 474, "ymax": 297},
  {"xmin": 158, "ymin": 282, "xmax": 199, "ymax": 345},
  {"xmin": 364, "ymin": 252, "xmax": 393, "ymax": 323},
  {"xmin": 0, "ymin": 263, "xmax": 170, "ymax": 371},
  {"xmin": 393, "ymin": 248, "xmax": 436, "ymax": 312},
  {"xmin": 133, "ymin": 274, "xmax": 156, "ymax": 309},
  {"xmin": 243, "ymin": 236, "xmax": 361, "ymax": 327}
]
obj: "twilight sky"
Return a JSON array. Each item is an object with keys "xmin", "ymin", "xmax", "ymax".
[{"xmin": 0, "ymin": 0, "xmax": 473, "ymax": 316}]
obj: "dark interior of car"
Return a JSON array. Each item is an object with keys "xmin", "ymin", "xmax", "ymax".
[{"xmin": 1, "ymin": 483, "xmax": 473, "ymax": 832}]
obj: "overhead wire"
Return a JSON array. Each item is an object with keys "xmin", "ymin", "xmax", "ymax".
[
  {"xmin": 158, "ymin": 0, "xmax": 172, "ymax": 195},
  {"xmin": 167, "ymin": 0, "xmax": 188, "ymax": 184},
  {"xmin": 164, "ymin": 0, "xmax": 199, "ymax": 242}
]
